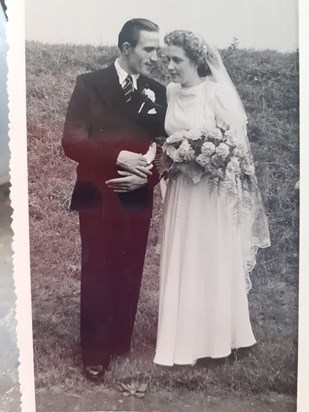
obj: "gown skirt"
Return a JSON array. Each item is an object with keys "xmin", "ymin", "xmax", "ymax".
[{"xmin": 153, "ymin": 173, "xmax": 256, "ymax": 366}]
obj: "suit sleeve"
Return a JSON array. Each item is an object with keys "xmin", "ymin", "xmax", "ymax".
[
  {"xmin": 155, "ymin": 82, "xmax": 168, "ymax": 137},
  {"xmin": 62, "ymin": 75, "xmax": 123, "ymax": 170}
]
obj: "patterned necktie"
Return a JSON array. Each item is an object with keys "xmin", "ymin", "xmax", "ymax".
[{"xmin": 122, "ymin": 75, "xmax": 134, "ymax": 102}]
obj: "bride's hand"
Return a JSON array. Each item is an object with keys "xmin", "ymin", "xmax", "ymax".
[
  {"xmin": 116, "ymin": 150, "xmax": 153, "ymax": 178},
  {"xmin": 106, "ymin": 170, "xmax": 147, "ymax": 193}
]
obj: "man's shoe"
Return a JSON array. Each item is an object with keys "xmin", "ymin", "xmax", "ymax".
[{"xmin": 84, "ymin": 365, "xmax": 106, "ymax": 382}]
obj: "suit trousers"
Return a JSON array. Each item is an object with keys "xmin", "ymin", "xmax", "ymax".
[{"xmin": 79, "ymin": 210, "xmax": 151, "ymax": 367}]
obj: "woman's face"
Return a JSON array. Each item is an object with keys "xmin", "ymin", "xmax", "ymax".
[{"xmin": 166, "ymin": 45, "xmax": 199, "ymax": 86}]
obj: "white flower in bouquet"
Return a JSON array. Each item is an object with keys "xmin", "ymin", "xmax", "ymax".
[
  {"xmin": 177, "ymin": 140, "xmax": 195, "ymax": 161},
  {"xmin": 244, "ymin": 163, "xmax": 255, "ymax": 175},
  {"xmin": 196, "ymin": 142, "xmax": 216, "ymax": 168},
  {"xmin": 201, "ymin": 141, "xmax": 216, "ymax": 156},
  {"xmin": 216, "ymin": 142, "xmax": 230, "ymax": 159},
  {"xmin": 224, "ymin": 128, "xmax": 237, "ymax": 144},
  {"xmin": 233, "ymin": 144, "xmax": 247, "ymax": 158},
  {"xmin": 213, "ymin": 128, "xmax": 223, "ymax": 139},
  {"xmin": 196, "ymin": 153, "xmax": 209, "ymax": 168},
  {"xmin": 166, "ymin": 131, "xmax": 184, "ymax": 145},
  {"xmin": 227, "ymin": 157, "xmax": 241, "ymax": 174},
  {"xmin": 187, "ymin": 129, "xmax": 202, "ymax": 140},
  {"xmin": 165, "ymin": 145, "xmax": 183, "ymax": 162}
]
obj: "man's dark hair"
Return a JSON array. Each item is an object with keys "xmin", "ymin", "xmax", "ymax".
[{"xmin": 118, "ymin": 18, "xmax": 159, "ymax": 51}]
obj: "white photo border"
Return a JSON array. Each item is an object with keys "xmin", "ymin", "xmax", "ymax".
[
  {"xmin": 8, "ymin": 0, "xmax": 36, "ymax": 411},
  {"xmin": 7, "ymin": 1, "xmax": 308, "ymax": 411}
]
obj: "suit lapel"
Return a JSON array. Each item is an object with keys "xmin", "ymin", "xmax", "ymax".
[
  {"xmin": 95, "ymin": 66, "xmax": 154, "ymax": 115},
  {"xmin": 137, "ymin": 75, "xmax": 149, "ymax": 92},
  {"xmin": 96, "ymin": 64, "xmax": 127, "ymax": 112}
]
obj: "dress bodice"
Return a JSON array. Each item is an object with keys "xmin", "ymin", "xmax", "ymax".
[{"xmin": 164, "ymin": 78, "xmax": 221, "ymax": 136}]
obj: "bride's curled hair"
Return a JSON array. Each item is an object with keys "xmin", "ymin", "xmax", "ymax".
[{"xmin": 164, "ymin": 30, "xmax": 211, "ymax": 77}]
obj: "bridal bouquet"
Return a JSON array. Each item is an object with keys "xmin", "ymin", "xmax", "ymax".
[{"xmin": 161, "ymin": 128, "xmax": 256, "ymax": 201}]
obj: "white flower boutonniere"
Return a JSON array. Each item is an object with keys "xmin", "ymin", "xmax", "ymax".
[{"xmin": 143, "ymin": 88, "xmax": 156, "ymax": 103}]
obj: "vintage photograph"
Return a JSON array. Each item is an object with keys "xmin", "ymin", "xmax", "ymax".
[{"xmin": 24, "ymin": 0, "xmax": 299, "ymax": 410}]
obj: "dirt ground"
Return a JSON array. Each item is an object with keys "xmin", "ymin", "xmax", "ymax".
[{"xmin": 35, "ymin": 388, "xmax": 296, "ymax": 412}]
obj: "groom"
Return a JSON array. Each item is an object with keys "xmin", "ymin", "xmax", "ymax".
[{"xmin": 62, "ymin": 18, "xmax": 166, "ymax": 381}]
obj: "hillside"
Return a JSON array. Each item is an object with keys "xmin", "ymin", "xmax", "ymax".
[{"xmin": 26, "ymin": 41, "xmax": 299, "ymax": 398}]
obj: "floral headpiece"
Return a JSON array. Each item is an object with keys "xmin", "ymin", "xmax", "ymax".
[{"xmin": 164, "ymin": 30, "xmax": 209, "ymax": 70}]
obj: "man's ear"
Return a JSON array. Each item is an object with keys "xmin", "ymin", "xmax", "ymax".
[{"xmin": 122, "ymin": 42, "xmax": 131, "ymax": 55}]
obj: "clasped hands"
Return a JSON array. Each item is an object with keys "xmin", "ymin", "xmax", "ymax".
[{"xmin": 105, "ymin": 150, "xmax": 153, "ymax": 193}]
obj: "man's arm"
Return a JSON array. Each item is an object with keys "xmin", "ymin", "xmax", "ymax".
[
  {"xmin": 107, "ymin": 142, "xmax": 157, "ymax": 191},
  {"xmin": 116, "ymin": 150, "xmax": 153, "ymax": 178},
  {"xmin": 62, "ymin": 75, "xmax": 125, "ymax": 169}
]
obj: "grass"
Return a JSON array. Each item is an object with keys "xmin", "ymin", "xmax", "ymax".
[{"xmin": 26, "ymin": 41, "xmax": 299, "ymax": 397}]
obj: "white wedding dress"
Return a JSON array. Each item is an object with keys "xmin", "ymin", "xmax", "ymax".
[{"xmin": 154, "ymin": 79, "xmax": 264, "ymax": 366}]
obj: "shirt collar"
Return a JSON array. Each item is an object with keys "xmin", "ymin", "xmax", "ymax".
[{"xmin": 114, "ymin": 59, "xmax": 140, "ymax": 90}]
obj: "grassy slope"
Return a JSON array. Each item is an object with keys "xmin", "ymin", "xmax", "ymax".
[{"xmin": 26, "ymin": 42, "xmax": 299, "ymax": 396}]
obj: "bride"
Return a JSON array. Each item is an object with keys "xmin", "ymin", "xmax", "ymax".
[{"xmin": 153, "ymin": 30, "xmax": 270, "ymax": 366}]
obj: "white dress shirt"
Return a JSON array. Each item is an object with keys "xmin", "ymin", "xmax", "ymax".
[{"xmin": 114, "ymin": 59, "xmax": 139, "ymax": 90}]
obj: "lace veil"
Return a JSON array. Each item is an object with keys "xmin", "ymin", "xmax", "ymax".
[{"xmin": 203, "ymin": 41, "xmax": 271, "ymax": 291}]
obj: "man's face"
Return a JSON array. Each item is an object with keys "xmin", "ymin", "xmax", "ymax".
[{"xmin": 127, "ymin": 30, "xmax": 160, "ymax": 75}]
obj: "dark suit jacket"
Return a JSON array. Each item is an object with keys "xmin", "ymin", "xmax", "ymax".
[{"xmin": 62, "ymin": 64, "xmax": 167, "ymax": 218}]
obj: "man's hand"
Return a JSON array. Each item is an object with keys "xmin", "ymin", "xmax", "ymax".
[
  {"xmin": 116, "ymin": 150, "xmax": 153, "ymax": 178},
  {"xmin": 106, "ymin": 171, "xmax": 148, "ymax": 193}
]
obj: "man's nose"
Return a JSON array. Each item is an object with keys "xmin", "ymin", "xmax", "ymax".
[{"xmin": 150, "ymin": 51, "xmax": 158, "ymax": 62}]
